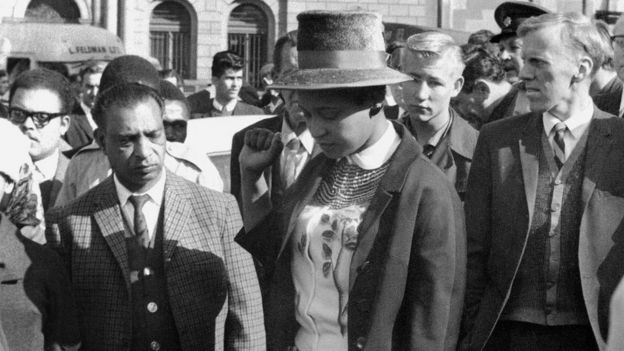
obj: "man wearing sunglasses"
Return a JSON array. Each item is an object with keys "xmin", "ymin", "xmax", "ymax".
[{"xmin": 8, "ymin": 68, "xmax": 73, "ymax": 212}]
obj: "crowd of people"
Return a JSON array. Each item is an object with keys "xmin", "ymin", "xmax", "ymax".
[{"xmin": 3, "ymin": 1, "xmax": 624, "ymax": 350}]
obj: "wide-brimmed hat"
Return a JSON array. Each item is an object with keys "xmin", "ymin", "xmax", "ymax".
[
  {"xmin": 490, "ymin": 1, "xmax": 550, "ymax": 43},
  {"xmin": 271, "ymin": 10, "xmax": 412, "ymax": 90}
]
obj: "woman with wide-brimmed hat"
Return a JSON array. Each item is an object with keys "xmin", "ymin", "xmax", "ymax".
[{"xmin": 236, "ymin": 10, "xmax": 466, "ymax": 351}]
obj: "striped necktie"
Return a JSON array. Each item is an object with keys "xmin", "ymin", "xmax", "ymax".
[
  {"xmin": 552, "ymin": 122, "xmax": 567, "ymax": 169},
  {"xmin": 129, "ymin": 194, "xmax": 150, "ymax": 248}
]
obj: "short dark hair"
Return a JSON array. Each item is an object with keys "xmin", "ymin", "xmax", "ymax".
[
  {"xmin": 92, "ymin": 82, "xmax": 164, "ymax": 129},
  {"xmin": 159, "ymin": 69, "xmax": 184, "ymax": 87},
  {"xmin": 79, "ymin": 62, "xmax": 105, "ymax": 80},
  {"xmin": 9, "ymin": 68, "xmax": 75, "ymax": 113},
  {"xmin": 211, "ymin": 51, "xmax": 244, "ymax": 78},
  {"xmin": 273, "ymin": 31, "xmax": 298, "ymax": 75},
  {"xmin": 160, "ymin": 79, "xmax": 190, "ymax": 110},
  {"xmin": 462, "ymin": 47, "xmax": 505, "ymax": 93}
]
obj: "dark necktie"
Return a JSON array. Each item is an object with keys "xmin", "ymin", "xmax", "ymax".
[
  {"xmin": 129, "ymin": 194, "xmax": 150, "ymax": 248},
  {"xmin": 423, "ymin": 144, "xmax": 436, "ymax": 159},
  {"xmin": 552, "ymin": 122, "xmax": 567, "ymax": 169}
]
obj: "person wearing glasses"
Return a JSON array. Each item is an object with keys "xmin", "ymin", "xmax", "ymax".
[
  {"xmin": 593, "ymin": 15, "xmax": 624, "ymax": 117},
  {"xmin": 7, "ymin": 68, "xmax": 73, "ymax": 212}
]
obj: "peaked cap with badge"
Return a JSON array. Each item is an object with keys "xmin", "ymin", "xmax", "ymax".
[
  {"xmin": 271, "ymin": 10, "xmax": 412, "ymax": 90},
  {"xmin": 490, "ymin": 1, "xmax": 551, "ymax": 43}
]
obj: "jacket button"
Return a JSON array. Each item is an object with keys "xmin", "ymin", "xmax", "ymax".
[
  {"xmin": 147, "ymin": 302, "xmax": 158, "ymax": 313},
  {"xmin": 356, "ymin": 336, "xmax": 367, "ymax": 350},
  {"xmin": 150, "ymin": 341, "xmax": 160, "ymax": 350}
]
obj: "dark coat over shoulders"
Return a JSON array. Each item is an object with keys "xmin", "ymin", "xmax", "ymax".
[
  {"xmin": 236, "ymin": 121, "xmax": 466, "ymax": 351},
  {"xmin": 592, "ymin": 77, "xmax": 623, "ymax": 116}
]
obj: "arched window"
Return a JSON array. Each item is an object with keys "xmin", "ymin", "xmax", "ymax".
[
  {"xmin": 150, "ymin": 1, "xmax": 192, "ymax": 79},
  {"xmin": 25, "ymin": 0, "xmax": 80, "ymax": 23},
  {"xmin": 228, "ymin": 4, "xmax": 268, "ymax": 88}
]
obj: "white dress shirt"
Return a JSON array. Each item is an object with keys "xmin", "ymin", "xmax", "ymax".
[
  {"xmin": 345, "ymin": 120, "xmax": 400, "ymax": 169},
  {"xmin": 542, "ymin": 104, "xmax": 593, "ymax": 159},
  {"xmin": 279, "ymin": 121, "xmax": 315, "ymax": 187},
  {"xmin": 212, "ymin": 98, "xmax": 238, "ymax": 113},
  {"xmin": 114, "ymin": 171, "xmax": 166, "ymax": 240},
  {"xmin": 33, "ymin": 150, "xmax": 59, "ymax": 182}
]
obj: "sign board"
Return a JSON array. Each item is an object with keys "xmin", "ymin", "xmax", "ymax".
[{"xmin": 185, "ymin": 115, "xmax": 275, "ymax": 156}]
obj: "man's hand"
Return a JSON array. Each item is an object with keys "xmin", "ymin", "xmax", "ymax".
[{"xmin": 239, "ymin": 128, "xmax": 283, "ymax": 175}]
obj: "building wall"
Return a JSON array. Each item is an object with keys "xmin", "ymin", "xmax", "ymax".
[{"xmin": 0, "ymin": 0, "xmax": 619, "ymax": 82}]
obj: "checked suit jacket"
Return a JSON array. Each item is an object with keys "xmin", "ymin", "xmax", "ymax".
[{"xmin": 46, "ymin": 171, "xmax": 265, "ymax": 351}]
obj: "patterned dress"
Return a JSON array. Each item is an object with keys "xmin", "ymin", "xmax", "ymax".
[{"xmin": 291, "ymin": 158, "xmax": 390, "ymax": 351}]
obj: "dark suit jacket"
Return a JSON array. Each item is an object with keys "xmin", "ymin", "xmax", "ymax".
[
  {"xmin": 63, "ymin": 103, "xmax": 94, "ymax": 151},
  {"xmin": 230, "ymin": 115, "xmax": 283, "ymax": 209},
  {"xmin": 46, "ymin": 172, "xmax": 265, "ymax": 350},
  {"xmin": 39, "ymin": 148, "xmax": 70, "ymax": 213},
  {"xmin": 191, "ymin": 98, "xmax": 264, "ymax": 118},
  {"xmin": 593, "ymin": 77, "xmax": 623, "ymax": 116},
  {"xmin": 461, "ymin": 107, "xmax": 624, "ymax": 351},
  {"xmin": 236, "ymin": 122, "xmax": 466, "ymax": 351},
  {"xmin": 187, "ymin": 89, "xmax": 211, "ymax": 115},
  {"xmin": 428, "ymin": 110, "xmax": 478, "ymax": 199}
]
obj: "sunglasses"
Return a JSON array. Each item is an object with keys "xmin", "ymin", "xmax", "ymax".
[
  {"xmin": 163, "ymin": 120, "xmax": 188, "ymax": 130},
  {"xmin": 8, "ymin": 106, "xmax": 67, "ymax": 129}
]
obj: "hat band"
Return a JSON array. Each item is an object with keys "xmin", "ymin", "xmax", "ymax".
[{"xmin": 298, "ymin": 50, "xmax": 388, "ymax": 70}]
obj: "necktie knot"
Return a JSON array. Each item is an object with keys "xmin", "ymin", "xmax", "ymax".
[
  {"xmin": 285, "ymin": 137, "xmax": 302, "ymax": 152},
  {"xmin": 554, "ymin": 122, "xmax": 567, "ymax": 134},
  {"xmin": 129, "ymin": 194, "xmax": 150, "ymax": 211}
]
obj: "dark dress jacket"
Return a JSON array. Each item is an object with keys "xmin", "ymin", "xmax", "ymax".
[
  {"xmin": 236, "ymin": 121, "xmax": 466, "ymax": 351},
  {"xmin": 592, "ymin": 76, "xmax": 623, "ymax": 116},
  {"xmin": 461, "ymin": 107, "xmax": 624, "ymax": 351},
  {"xmin": 230, "ymin": 115, "xmax": 283, "ymax": 209},
  {"xmin": 404, "ymin": 109, "xmax": 478, "ymax": 199},
  {"xmin": 63, "ymin": 103, "xmax": 94, "ymax": 151}
]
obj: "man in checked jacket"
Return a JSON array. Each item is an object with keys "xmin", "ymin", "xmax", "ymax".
[{"xmin": 46, "ymin": 82, "xmax": 265, "ymax": 350}]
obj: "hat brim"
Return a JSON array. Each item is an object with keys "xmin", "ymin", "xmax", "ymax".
[
  {"xmin": 270, "ymin": 68, "xmax": 412, "ymax": 90},
  {"xmin": 490, "ymin": 31, "xmax": 515, "ymax": 43}
]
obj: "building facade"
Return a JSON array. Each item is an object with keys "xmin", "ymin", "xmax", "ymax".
[{"xmin": 0, "ymin": 0, "xmax": 622, "ymax": 88}]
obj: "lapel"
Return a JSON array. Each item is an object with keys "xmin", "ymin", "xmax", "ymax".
[
  {"xmin": 92, "ymin": 177, "xmax": 131, "ymax": 291},
  {"xmin": 518, "ymin": 112, "xmax": 542, "ymax": 227},
  {"xmin": 349, "ymin": 122, "xmax": 421, "ymax": 292},
  {"xmin": 161, "ymin": 173, "xmax": 192, "ymax": 266},
  {"xmin": 581, "ymin": 108, "xmax": 615, "ymax": 211},
  {"xmin": 276, "ymin": 155, "xmax": 331, "ymax": 260}
]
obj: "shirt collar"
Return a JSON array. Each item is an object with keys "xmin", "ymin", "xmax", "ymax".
[
  {"xmin": 345, "ymin": 120, "xmax": 400, "ymax": 170},
  {"xmin": 212, "ymin": 98, "xmax": 237, "ymax": 112},
  {"xmin": 425, "ymin": 113, "xmax": 453, "ymax": 148},
  {"xmin": 542, "ymin": 103, "xmax": 594, "ymax": 139},
  {"xmin": 113, "ymin": 171, "xmax": 166, "ymax": 208},
  {"xmin": 33, "ymin": 149, "xmax": 59, "ymax": 181},
  {"xmin": 280, "ymin": 121, "xmax": 315, "ymax": 155}
]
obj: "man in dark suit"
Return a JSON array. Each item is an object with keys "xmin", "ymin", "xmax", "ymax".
[
  {"xmin": 461, "ymin": 13, "xmax": 624, "ymax": 351},
  {"xmin": 46, "ymin": 83, "xmax": 265, "ymax": 350},
  {"xmin": 64, "ymin": 62, "xmax": 105, "ymax": 150},
  {"xmin": 230, "ymin": 31, "xmax": 317, "ymax": 210},
  {"xmin": 189, "ymin": 51, "xmax": 263, "ymax": 118},
  {"xmin": 7, "ymin": 68, "xmax": 73, "ymax": 212},
  {"xmin": 397, "ymin": 31, "xmax": 478, "ymax": 199},
  {"xmin": 593, "ymin": 15, "xmax": 624, "ymax": 117}
]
